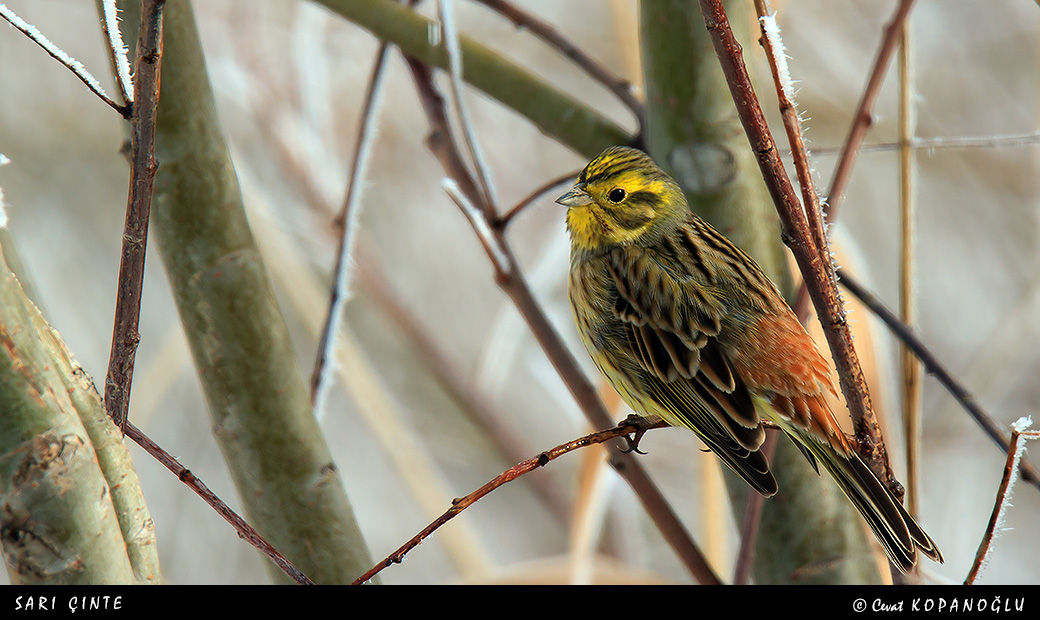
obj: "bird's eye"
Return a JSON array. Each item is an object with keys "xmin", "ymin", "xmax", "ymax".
[{"xmin": 608, "ymin": 188, "xmax": 627, "ymax": 203}]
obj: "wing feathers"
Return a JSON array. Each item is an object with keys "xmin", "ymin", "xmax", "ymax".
[{"xmin": 607, "ymin": 247, "xmax": 770, "ymax": 489}]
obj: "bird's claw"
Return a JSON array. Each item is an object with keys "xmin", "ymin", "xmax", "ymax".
[{"xmin": 620, "ymin": 414, "xmax": 652, "ymax": 455}]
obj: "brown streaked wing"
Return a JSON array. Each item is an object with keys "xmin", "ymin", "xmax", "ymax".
[{"xmin": 604, "ymin": 245, "xmax": 768, "ymax": 458}]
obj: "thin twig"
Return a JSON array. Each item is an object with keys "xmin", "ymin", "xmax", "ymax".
[
  {"xmin": 752, "ymin": 1, "xmax": 829, "ymax": 325},
  {"xmin": 824, "ymin": 0, "xmax": 916, "ymax": 220},
  {"xmin": 698, "ymin": 0, "xmax": 896, "ymax": 490},
  {"xmin": 0, "ymin": 2, "xmax": 129, "ymax": 116},
  {"xmin": 99, "ymin": 0, "xmax": 134, "ymax": 106},
  {"xmin": 754, "ymin": 1, "xmax": 827, "ymax": 261},
  {"xmin": 310, "ymin": 39, "xmax": 392, "ymax": 417},
  {"xmin": 104, "ymin": 0, "xmax": 166, "ymax": 432},
  {"xmin": 439, "ymin": 0, "xmax": 498, "ymax": 211},
  {"xmin": 351, "ymin": 418, "xmax": 664, "ymax": 585},
  {"xmin": 897, "ymin": 26, "xmax": 922, "ymax": 516},
  {"xmin": 124, "ymin": 421, "xmax": 313, "ymax": 585},
  {"xmin": 836, "ymin": 268, "xmax": 1040, "ymax": 493},
  {"xmin": 964, "ymin": 419, "xmax": 1039, "ymax": 585},
  {"xmin": 495, "ymin": 169, "xmax": 580, "ymax": 229},
  {"xmin": 406, "ymin": 56, "xmax": 721, "ymax": 585},
  {"xmin": 442, "ymin": 178, "xmax": 511, "ymax": 274},
  {"xmin": 470, "ymin": 0, "xmax": 643, "ymax": 119}
]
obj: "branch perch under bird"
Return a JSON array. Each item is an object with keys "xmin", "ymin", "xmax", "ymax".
[{"xmin": 351, "ymin": 418, "xmax": 665, "ymax": 584}]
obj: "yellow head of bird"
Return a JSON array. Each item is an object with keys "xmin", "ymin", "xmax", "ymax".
[{"xmin": 558, "ymin": 146, "xmax": 687, "ymax": 255}]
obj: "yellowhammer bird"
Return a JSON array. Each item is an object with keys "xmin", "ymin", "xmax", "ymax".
[{"xmin": 559, "ymin": 145, "xmax": 942, "ymax": 573}]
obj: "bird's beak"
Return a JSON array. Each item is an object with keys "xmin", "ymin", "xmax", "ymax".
[{"xmin": 556, "ymin": 185, "xmax": 593, "ymax": 208}]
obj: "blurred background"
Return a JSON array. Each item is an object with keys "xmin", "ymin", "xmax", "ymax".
[{"xmin": 0, "ymin": 0, "xmax": 1038, "ymax": 584}]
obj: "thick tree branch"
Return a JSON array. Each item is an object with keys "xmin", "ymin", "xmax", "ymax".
[
  {"xmin": 469, "ymin": 0, "xmax": 643, "ymax": 120},
  {"xmin": 312, "ymin": 0, "xmax": 631, "ymax": 158}
]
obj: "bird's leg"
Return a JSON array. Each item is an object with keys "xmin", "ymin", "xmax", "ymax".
[{"xmin": 619, "ymin": 414, "xmax": 658, "ymax": 455}]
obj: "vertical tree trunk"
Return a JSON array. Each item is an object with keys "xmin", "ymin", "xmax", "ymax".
[{"xmin": 115, "ymin": 0, "xmax": 376, "ymax": 584}]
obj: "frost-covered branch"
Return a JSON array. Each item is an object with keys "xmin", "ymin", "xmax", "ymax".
[{"xmin": 0, "ymin": 2, "xmax": 128, "ymax": 115}]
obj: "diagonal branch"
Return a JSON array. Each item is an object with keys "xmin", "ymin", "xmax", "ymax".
[
  {"xmin": 124, "ymin": 422, "xmax": 313, "ymax": 585},
  {"xmin": 469, "ymin": 0, "xmax": 643, "ymax": 120},
  {"xmin": 351, "ymin": 418, "xmax": 665, "ymax": 585},
  {"xmin": 964, "ymin": 419, "xmax": 1039, "ymax": 584},
  {"xmin": 0, "ymin": 2, "xmax": 129, "ymax": 116},
  {"xmin": 836, "ymin": 269, "xmax": 1040, "ymax": 493},
  {"xmin": 312, "ymin": 0, "xmax": 631, "ymax": 158},
  {"xmin": 697, "ymin": 0, "xmax": 896, "ymax": 490},
  {"xmin": 495, "ymin": 169, "xmax": 580, "ymax": 229},
  {"xmin": 825, "ymin": 0, "xmax": 916, "ymax": 220},
  {"xmin": 99, "ymin": 0, "xmax": 134, "ymax": 106},
  {"xmin": 439, "ymin": 0, "xmax": 498, "ymax": 211},
  {"xmin": 753, "ymin": 1, "xmax": 827, "ymax": 262},
  {"xmin": 731, "ymin": 430, "xmax": 778, "ymax": 585},
  {"xmin": 354, "ymin": 255, "xmax": 573, "ymax": 521}
]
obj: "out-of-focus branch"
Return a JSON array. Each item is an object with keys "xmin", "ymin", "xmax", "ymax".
[
  {"xmin": 406, "ymin": 57, "xmax": 722, "ymax": 586},
  {"xmin": 351, "ymin": 418, "xmax": 665, "ymax": 585},
  {"xmin": 353, "ymin": 255, "xmax": 573, "ymax": 522},
  {"xmin": 104, "ymin": 0, "xmax": 165, "ymax": 433},
  {"xmin": 495, "ymin": 169, "xmax": 579, "ymax": 229},
  {"xmin": 469, "ymin": 0, "xmax": 643, "ymax": 119},
  {"xmin": 836, "ymin": 269, "xmax": 1040, "ymax": 493},
  {"xmin": 311, "ymin": 38, "xmax": 393, "ymax": 418},
  {"xmin": 731, "ymin": 431, "xmax": 777, "ymax": 585},
  {"xmin": 897, "ymin": 26, "xmax": 922, "ymax": 516},
  {"xmin": 440, "ymin": 0, "xmax": 498, "ymax": 210},
  {"xmin": 808, "ymin": 132, "xmax": 1040, "ymax": 155},
  {"xmin": 824, "ymin": 0, "xmax": 916, "ymax": 220},
  {"xmin": 240, "ymin": 174, "xmax": 494, "ymax": 578},
  {"xmin": 312, "ymin": 0, "xmax": 632, "ymax": 158}
]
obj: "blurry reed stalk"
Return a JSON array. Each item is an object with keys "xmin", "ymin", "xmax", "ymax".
[{"xmin": 897, "ymin": 25, "xmax": 923, "ymax": 516}]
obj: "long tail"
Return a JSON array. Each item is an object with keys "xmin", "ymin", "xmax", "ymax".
[{"xmin": 795, "ymin": 432, "xmax": 944, "ymax": 573}]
